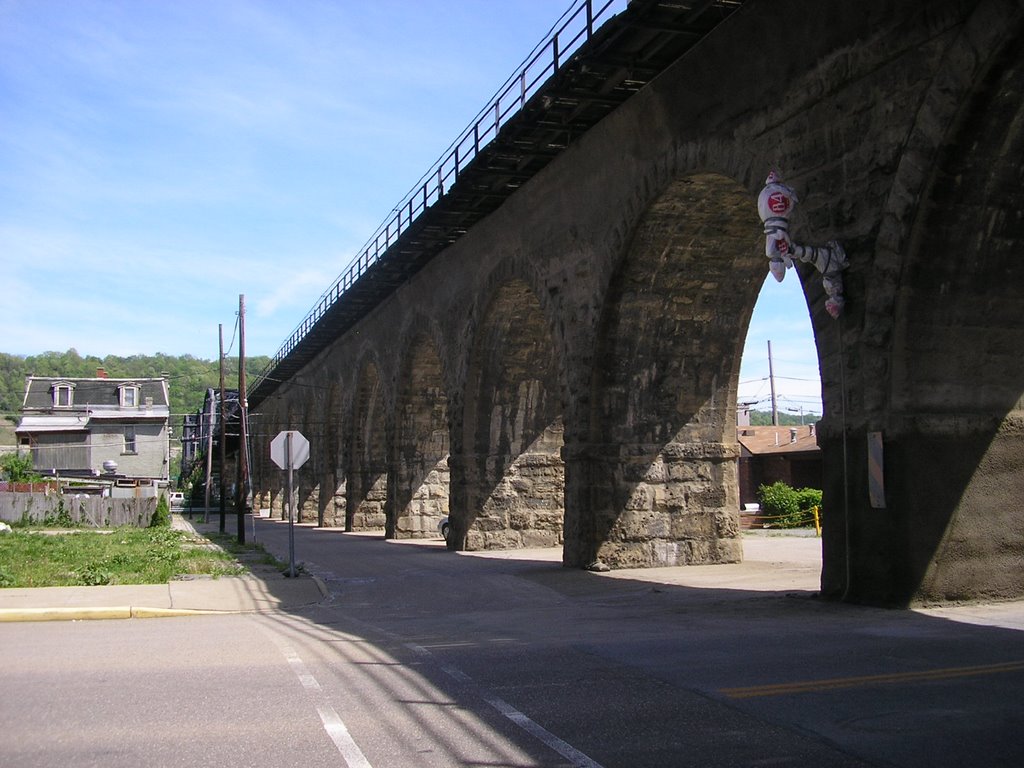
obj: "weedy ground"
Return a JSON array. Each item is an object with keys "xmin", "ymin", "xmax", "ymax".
[{"xmin": 0, "ymin": 526, "xmax": 279, "ymax": 588}]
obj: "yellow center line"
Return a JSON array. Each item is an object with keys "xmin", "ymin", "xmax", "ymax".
[{"xmin": 720, "ymin": 660, "xmax": 1024, "ymax": 699}]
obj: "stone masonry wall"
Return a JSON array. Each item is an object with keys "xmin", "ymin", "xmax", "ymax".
[{"xmin": 249, "ymin": 0, "xmax": 1024, "ymax": 605}]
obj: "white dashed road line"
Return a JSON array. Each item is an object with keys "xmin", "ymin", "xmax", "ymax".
[
  {"xmin": 408, "ymin": 642, "xmax": 605, "ymax": 768},
  {"xmin": 268, "ymin": 636, "xmax": 374, "ymax": 768}
]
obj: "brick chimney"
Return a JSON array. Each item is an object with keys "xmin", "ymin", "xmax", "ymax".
[{"xmin": 96, "ymin": 367, "xmax": 108, "ymax": 378}]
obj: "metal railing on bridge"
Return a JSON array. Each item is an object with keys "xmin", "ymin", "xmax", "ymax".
[
  {"xmin": 250, "ymin": 0, "xmax": 624, "ymax": 395},
  {"xmin": 249, "ymin": 0, "xmax": 746, "ymax": 404}
]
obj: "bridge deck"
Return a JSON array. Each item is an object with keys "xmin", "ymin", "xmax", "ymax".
[{"xmin": 249, "ymin": 0, "xmax": 745, "ymax": 407}]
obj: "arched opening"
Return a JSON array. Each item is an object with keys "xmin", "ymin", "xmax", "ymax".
[
  {"xmin": 249, "ymin": 414, "xmax": 269, "ymax": 516},
  {"xmin": 736, "ymin": 270, "xmax": 825, "ymax": 576},
  {"xmin": 320, "ymin": 381, "xmax": 345, "ymax": 527},
  {"xmin": 577, "ymin": 172, "xmax": 764, "ymax": 569},
  {"xmin": 348, "ymin": 361, "xmax": 388, "ymax": 533},
  {"xmin": 737, "ymin": 272, "xmax": 825, "ymax": 508},
  {"xmin": 458, "ymin": 279, "xmax": 564, "ymax": 550},
  {"xmin": 271, "ymin": 410, "xmax": 292, "ymax": 520},
  {"xmin": 295, "ymin": 402, "xmax": 319, "ymax": 524},
  {"xmin": 393, "ymin": 333, "xmax": 450, "ymax": 538}
]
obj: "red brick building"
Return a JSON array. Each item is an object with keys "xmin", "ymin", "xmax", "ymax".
[{"xmin": 737, "ymin": 424, "xmax": 822, "ymax": 509}]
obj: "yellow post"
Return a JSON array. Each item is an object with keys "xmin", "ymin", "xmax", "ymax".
[{"xmin": 813, "ymin": 505, "xmax": 821, "ymax": 537}]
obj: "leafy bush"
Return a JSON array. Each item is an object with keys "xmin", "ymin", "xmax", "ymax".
[
  {"xmin": 42, "ymin": 501, "xmax": 76, "ymax": 528},
  {"xmin": 756, "ymin": 481, "xmax": 822, "ymax": 528},
  {"xmin": 78, "ymin": 564, "xmax": 112, "ymax": 586},
  {"xmin": 0, "ymin": 453, "xmax": 41, "ymax": 483},
  {"xmin": 795, "ymin": 487, "xmax": 823, "ymax": 522}
]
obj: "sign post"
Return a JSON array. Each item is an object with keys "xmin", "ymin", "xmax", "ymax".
[{"xmin": 270, "ymin": 430, "xmax": 310, "ymax": 577}]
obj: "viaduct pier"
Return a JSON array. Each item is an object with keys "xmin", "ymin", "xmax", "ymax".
[{"xmin": 242, "ymin": 0, "xmax": 1024, "ymax": 607}]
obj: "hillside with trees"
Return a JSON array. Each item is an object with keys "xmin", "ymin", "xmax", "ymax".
[
  {"xmin": 1, "ymin": 350, "xmax": 820, "ymax": 442},
  {"xmin": 0, "ymin": 349, "xmax": 271, "ymax": 438},
  {"xmin": 748, "ymin": 410, "xmax": 821, "ymax": 427}
]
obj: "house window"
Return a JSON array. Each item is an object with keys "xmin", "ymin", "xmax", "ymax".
[
  {"xmin": 120, "ymin": 385, "xmax": 140, "ymax": 408},
  {"xmin": 53, "ymin": 383, "xmax": 73, "ymax": 408},
  {"xmin": 123, "ymin": 426, "xmax": 137, "ymax": 454}
]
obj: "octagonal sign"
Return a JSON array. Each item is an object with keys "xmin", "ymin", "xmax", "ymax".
[{"xmin": 270, "ymin": 430, "xmax": 310, "ymax": 470}]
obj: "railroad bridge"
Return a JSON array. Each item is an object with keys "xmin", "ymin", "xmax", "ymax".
[{"xmin": 244, "ymin": 0, "xmax": 1024, "ymax": 607}]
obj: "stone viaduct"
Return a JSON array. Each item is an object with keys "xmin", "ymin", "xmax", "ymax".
[{"xmin": 245, "ymin": 0, "xmax": 1024, "ymax": 607}]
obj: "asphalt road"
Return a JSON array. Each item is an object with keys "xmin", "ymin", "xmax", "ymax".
[{"xmin": 3, "ymin": 519, "xmax": 1023, "ymax": 767}]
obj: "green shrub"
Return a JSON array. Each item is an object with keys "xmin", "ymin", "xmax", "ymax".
[
  {"xmin": 78, "ymin": 564, "xmax": 112, "ymax": 586},
  {"xmin": 150, "ymin": 495, "xmax": 171, "ymax": 528},
  {"xmin": 0, "ymin": 453, "xmax": 41, "ymax": 483},
  {"xmin": 757, "ymin": 481, "xmax": 822, "ymax": 528},
  {"xmin": 795, "ymin": 487, "xmax": 823, "ymax": 521}
]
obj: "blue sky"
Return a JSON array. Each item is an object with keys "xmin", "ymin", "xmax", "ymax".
[{"xmin": 0, "ymin": 0, "xmax": 821, "ymax": 415}]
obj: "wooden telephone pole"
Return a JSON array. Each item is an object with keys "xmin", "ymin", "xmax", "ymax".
[
  {"xmin": 768, "ymin": 339, "xmax": 779, "ymax": 427},
  {"xmin": 218, "ymin": 324, "xmax": 227, "ymax": 533},
  {"xmin": 235, "ymin": 294, "xmax": 249, "ymax": 544}
]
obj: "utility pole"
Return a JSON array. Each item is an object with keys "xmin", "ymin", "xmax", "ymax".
[
  {"xmin": 203, "ymin": 389, "xmax": 213, "ymax": 524},
  {"xmin": 218, "ymin": 323, "xmax": 227, "ymax": 534},
  {"xmin": 768, "ymin": 340, "xmax": 779, "ymax": 427},
  {"xmin": 235, "ymin": 294, "xmax": 248, "ymax": 544}
]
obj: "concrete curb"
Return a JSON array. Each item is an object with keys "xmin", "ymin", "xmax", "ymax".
[
  {"xmin": 0, "ymin": 606, "xmax": 133, "ymax": 622},
  {"xmin": 0, "ymin": 575, "xmax": 330, "ymax": 623},
  {"xmin": 0, "ymin": 606, "xmax": 231, "ymax": 622},
  {"xmin": 310, "ymin": 575, "xmax": 329, "ymax": 600}
]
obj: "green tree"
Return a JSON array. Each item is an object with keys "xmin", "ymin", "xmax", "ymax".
[
  {"xmin": 748, "ymin": 410, "xmax": 821, "ymax": 427},
  {"xmin": 150, "ymin": 494, "xmax": 171, "ymax": 528},
  {"xmin": 0, "ymin": 349, "xmax": 271, "ymax": 447},
  {"xmin": 0, "ymin": 453, "xmax": 40, "ymax": 482}
]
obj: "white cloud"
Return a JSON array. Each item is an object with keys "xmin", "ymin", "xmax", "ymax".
[
  {"xmin": 0, "ymin": 0, "xmax": 820, "ymax": 400},
  {"xmin": 251, "ymin": 262, "xmax": 344, "ymax": 320}
]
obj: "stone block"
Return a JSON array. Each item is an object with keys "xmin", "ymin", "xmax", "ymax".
[{"xmin": 624, "ymin": 484, "xmax": 654, "ymax": 511}]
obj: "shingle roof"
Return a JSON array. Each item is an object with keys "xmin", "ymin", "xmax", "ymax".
[
  {"xmin": 737, "ymin": 425, "xmax": 820, "ymax": 456},
  {"xmin": 21, "ymin": 377, "xmax": 169, "ymax": 410}
]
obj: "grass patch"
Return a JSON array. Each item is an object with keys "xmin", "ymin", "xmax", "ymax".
[{"xmin": 0, "ymin": 526, "xmax": 253, "ymax": 588}]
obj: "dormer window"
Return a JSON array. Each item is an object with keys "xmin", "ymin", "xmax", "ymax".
[
  {"xmin": 120, "ymin": 384, "xmax": 140, "ymax": 408},
  {"xmin": 52, "ymin": 382, "xmax": 74, "ymax": 408}
]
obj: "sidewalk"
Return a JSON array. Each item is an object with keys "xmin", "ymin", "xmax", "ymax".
[
  {"xmin": 4, "ymin": 519, "xmax": 1024, "ymax": 630},
  {"xmin": 0, "ymin": 515, "xmax": 327, "ymax": 623}
]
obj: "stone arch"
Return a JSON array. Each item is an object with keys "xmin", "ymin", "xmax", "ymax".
[
  {"xmin": 347, "ymin": 357, "xmax": 389, "ymax": 532},
  {"xmin": 452, "ymin": 250, "xmax": 570, "ymax": 405},
  {"xmin": 454, "ymin": 276, "xmax": 566, "ymax": 550},
  {"xmin": 391, "ymin": 317, "xmax": 451, "ymax": 539},
  {"xmin": 850, "ymin": 22, "xmax": 1024, "ymax": 604},
  {"xmin": 576, "ymin": 172, "xmax": 764, "ymax": 569}
]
